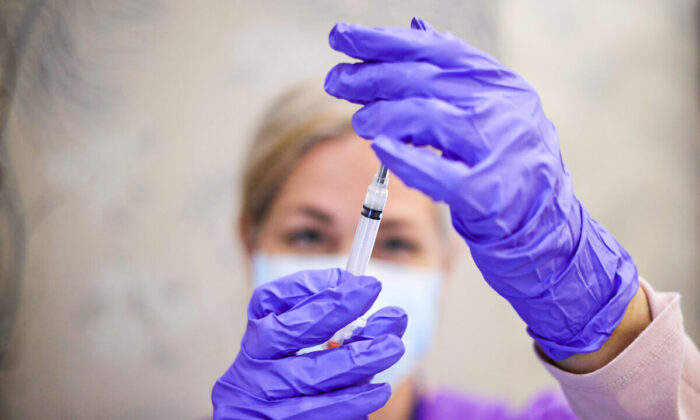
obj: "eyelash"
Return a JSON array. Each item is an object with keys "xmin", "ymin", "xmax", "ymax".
[
  {"xmin": 285, "ymin": 228, "xmax": 325, "ymax": 246},
  {"xmin": 283, "ymin": 228, "xmax": 418, "ymax": 256},
  {"xmin": 379, "ymin": 236, "xmax": 418, "ymax": 253}
]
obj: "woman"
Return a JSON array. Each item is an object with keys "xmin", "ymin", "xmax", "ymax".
[{"xmin": 212, "ymin": 19, "xmax": 699, "ymax": 419}]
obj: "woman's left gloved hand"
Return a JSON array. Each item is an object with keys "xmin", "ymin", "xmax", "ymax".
[
  {"xmin": 212, "ymin": 269, "xmax": 406, "ymax": 420},
  {"xmin": 324, "ymin": 17, "xmax": 639, "ymax": 360}
]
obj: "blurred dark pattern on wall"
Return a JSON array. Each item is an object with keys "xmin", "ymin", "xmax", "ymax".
[{"xmin": 0, "ymin": 0, "xmax": 29, "ymax": 369}]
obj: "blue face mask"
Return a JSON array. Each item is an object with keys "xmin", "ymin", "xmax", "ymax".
[{"xmin": 251, "ymin": 253, "xmax": 444, "ymax": 386}]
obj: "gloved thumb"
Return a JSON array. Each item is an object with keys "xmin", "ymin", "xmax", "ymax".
[{"xmin": 345, "ymin": 306, "xmax": 408, "ymax": 344}]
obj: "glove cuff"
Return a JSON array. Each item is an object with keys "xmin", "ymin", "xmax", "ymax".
[
  {"xmin": 527, "ymin": 206, "xmax": 639, "ymax": 359},
  {"xmin": 469, "ymin": 199, "xmax": 639, "ymax": 360}
]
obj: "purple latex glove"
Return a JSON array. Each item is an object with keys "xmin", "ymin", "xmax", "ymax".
[
  {"xmin": 212, "ymin": 269, "xmax": 407, "ymax": 419},
  {"xmin": 324, "ymin": 18, "xmax": 638, "ymax": 360}
]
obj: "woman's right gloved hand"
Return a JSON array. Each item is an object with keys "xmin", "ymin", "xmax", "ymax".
[
  {"xmin": 211, "ymin": 269, "xmax": 407, "ymax": 420},
  {"xmin": 324, "ymin": 18, "xmax": 638, "ymax": 361}
]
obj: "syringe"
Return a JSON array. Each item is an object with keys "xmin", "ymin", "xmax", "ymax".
[{"xmin": 323, "ymin": 164, "xmax": 389, "ymax": 349}]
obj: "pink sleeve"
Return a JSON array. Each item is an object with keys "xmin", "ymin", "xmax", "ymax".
[{"xmin": 537, "ymin": 279, "xmax": 700, "ymax": 419}]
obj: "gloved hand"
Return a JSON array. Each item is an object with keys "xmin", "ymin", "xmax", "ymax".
[
  {"xmin": 324, "ymin": 18, "xmax": 638, "ymax": 360},
  {"xmin": 212, "ymin": 268, "xmax": 407, "ymax": 419}
]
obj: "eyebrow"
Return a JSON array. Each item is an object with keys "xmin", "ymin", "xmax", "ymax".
[
  {"xmin": 289, "ymin": 205, "xmax": 417, "ymax": 231},
  {"xmin": 379, "ymin": 218, "xmax": 414, "ymax": 230},
  {"xmin": 290, "ymin": 205, "xmax": 333, "ymax": 224}
]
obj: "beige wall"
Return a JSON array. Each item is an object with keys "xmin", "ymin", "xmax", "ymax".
[{"xmin": 0, "ymin": 1, "xmax": 697, "ymax": 418}]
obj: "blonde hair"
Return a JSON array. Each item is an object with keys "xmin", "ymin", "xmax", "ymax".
[{"xmin": 240, "ymin": 83, "xmax": 358, "ymax": 235}]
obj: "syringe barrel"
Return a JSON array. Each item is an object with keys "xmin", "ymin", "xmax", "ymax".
[
  {"xmin": 345, "ymin": 215, "xmax": 381, "ymax": 275},
  {"xmin": 345, "ymin": 174, "xmax": 388, "ymax": 275},
  {"xmin": 323, "ymin": 171, "xmax": 388, "ymax": 350}
]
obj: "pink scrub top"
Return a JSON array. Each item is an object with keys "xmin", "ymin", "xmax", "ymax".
[{"xmin": 414, "ymin": 279, "xmax": 700, "ymax": 420}]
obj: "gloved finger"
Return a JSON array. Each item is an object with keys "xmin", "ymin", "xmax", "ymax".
[
  {"xmin": 410, "ymin": 16, "xmax": 436, "ymax": 32},
  {"xmin": 235, "ymin": 334, "xmax": 404, "ymax": 400},
  {"xmin": 248, "ymin": 268, "xmax": 352, "ymax": 319},
  {"xmin": 215, "ymin": 382, "xmax": 391, "ymax": 420},
  {"xmin": 328, "ymin": 21, "xmax": 501, "ymax": 70},
  {"xmin": 325, "ymin": 61, "xmax": 494, "ymax": 106},
  {"xmin": 244, "ymin": 270, "xmax": 382, "ymax": 359},
  {"xmin": 371, "ymin": 135, "xmax": 470, "ymax": 205},
  {"xmin": 352, "ymin": 98, "xmax": 492, "ymax": 166},
  {"xmin": 287, "ymin": 383, "xmax": 391, "ymax": 420},
  {"xmin": 344, "ymin": 306, "xmax": 408, "ymax": 344}
]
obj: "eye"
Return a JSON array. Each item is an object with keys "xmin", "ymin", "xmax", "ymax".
[
  {"xmin": 285, "ymin": 228, "xmax": 326, "ymax": 247},
  {"xmin": 378, "ymin": 236, "xmax": 418, "ymax": 254}
]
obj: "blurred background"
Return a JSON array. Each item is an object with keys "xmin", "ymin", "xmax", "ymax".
[{"xmin": 0, "ymin": 1, "xmax": 698, "ymax": 418}]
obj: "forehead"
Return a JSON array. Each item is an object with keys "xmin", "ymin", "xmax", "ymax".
[{"xmin": 274, "ymin": 133, "xmax": 436, "ymax": 224}]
